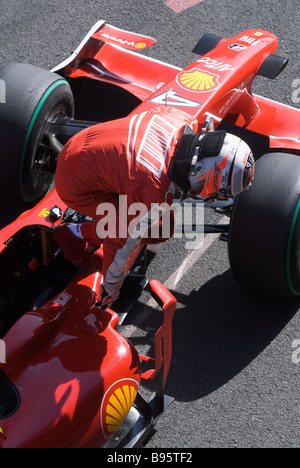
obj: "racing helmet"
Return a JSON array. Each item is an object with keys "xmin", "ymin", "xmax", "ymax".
[{"xmin": 168, "ymin": 126, "xmax": 254, "ymax": 200}]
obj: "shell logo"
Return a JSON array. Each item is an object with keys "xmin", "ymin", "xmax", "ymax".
[
  {"xmin": 0, "ymin": 427, "xmax": 5, "ymax": 441},
  {"xmin": 135, "ymin": 42, "xmax": 147, "ymax": 49},
  {"xmin": 100, "ymin": 379, "xmax": 139, "ymax": 438},
  {"xmin": 177, "ymin": 69, "xmax": 220, "ymax": 92}
]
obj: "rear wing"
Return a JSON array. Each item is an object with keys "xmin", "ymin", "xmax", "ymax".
[
  {"xmin": 52, "ymin": 21, "xmax": 156, "ymax": 75},
  {"xmin": 52, "ymin": 23, "xmax": 289, "ymax": 125},
  {"xmin": 52, "ymin": 21, "xmax": 179, "ymax": 101},
  {"xmin": 91, "ymin": 23, "xmax": 156, "ymax": 51},
  {"xmin": 193, "ymin": 32, "xmax": 288, "ymax": 80}
]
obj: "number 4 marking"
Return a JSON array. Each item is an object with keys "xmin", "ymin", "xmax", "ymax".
[{"xmin": 150, "ymin": 90, "xmax": 201, "ymax": 108}]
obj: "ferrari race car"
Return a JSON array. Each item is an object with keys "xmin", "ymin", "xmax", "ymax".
[{"xmin": 0, "ymin": 21, "xmax": 300, "ymax": 448}]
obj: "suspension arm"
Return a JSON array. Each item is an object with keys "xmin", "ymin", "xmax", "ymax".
[{"xmin": 48, "ymin": 116, "xmax": 98, "ymax": 141}]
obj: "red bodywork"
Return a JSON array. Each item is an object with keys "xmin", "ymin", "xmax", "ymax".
[
  {"xmin": 52, "ymin": 22, "xmax": 300, "ymax": 150},
  {"xmin": 1, "ymin": 21, "xmax": 300, "ymax": 447},
  {"xmin": 0, "ymin": 190, "xmax": 176, "ymax": 447}
]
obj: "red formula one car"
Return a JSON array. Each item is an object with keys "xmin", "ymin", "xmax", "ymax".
[{"xmin": 0, "ymin": 21, "xmax": 300, "ymax": 448}]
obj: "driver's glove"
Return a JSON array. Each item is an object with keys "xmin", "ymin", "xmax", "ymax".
[{"xmin": 98, "ymin": 285, "xmax": 120, "ymax": 310}]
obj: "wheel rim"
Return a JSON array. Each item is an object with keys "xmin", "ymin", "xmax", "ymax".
[
  {"xmin": 286, "ymin": 198, "xmax": 300, "ymax": 296},
  {"xmin": 19, "ymin": 80, "xmax": 68, "ymax": 202},
  {"xmin": 34, "ymin": 106, "xmax": 67, "ymax": 174}
]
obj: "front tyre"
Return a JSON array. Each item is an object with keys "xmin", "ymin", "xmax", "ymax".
[
  {"xmin": 228, "ymin": 152, "xmax": 300, "ymax": 298},
  {"xmin": 0, "ymin": 63, "xmax": 74, "ymax": 204}
]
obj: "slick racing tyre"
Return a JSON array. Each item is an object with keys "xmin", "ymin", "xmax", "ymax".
[
  {"xmin": 228, "ymin": 152, "xmax": 300, "ymax": 298},
  {"xmin": 0, "ymin": 63, "xmax": 74, "ymax": 203}
]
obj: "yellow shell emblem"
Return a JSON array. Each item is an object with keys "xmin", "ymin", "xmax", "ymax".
[
  {"xmin": 101, "ymin": 379, "xmax": 139, "ymax": 438},
  {"xmin": 135, "ymin": 42, "xmax": 147, "ymax": 49},
  {"xmin": 105, "ymin": 385, "xmax": 137, "ymax": 433},
  {"xmin": 178, "ymin": 69, "xmax": 220, "ymax": 92}
]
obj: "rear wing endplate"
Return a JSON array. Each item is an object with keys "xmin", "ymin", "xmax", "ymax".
[
  {"xmin": 91, "ymin": 23, "xmax": 156, "ymax": 51},
  {"xmin": 52, "ymin": 21, "xmax": 156, "ymax": 75},
  {"xmin": 192, "ymin": 33, "xmax": 223, "ymax": 56},
  {"xmin": 257, "ymin": 54, "xmax": 288, "ymax": 79},
  {"xmin": 193, "ymin": 32, "xmax": 288, "ymax": 80}
]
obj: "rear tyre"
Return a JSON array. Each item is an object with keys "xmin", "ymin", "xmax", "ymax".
[
  {"xmin": 0, "ymin": 63, "xmax": 74, "ymax": 203},
  {"xmin": 228, "ymin": 152, "xmax": 300, "ymax": 298}
]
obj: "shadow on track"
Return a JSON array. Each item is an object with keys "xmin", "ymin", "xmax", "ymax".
[{"xmin": 127, "ymin": 268, "xmax": 299, "ymax": 402}]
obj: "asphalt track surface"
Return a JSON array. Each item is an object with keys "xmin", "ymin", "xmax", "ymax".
[{"xmin": 1, "ymin": 0, "xmax": 300, "ymax": 449}]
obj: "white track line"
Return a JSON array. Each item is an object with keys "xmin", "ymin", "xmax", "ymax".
[
  {"xmin": 122, "ymin": 215, "xmax": 228, "ymax": 337},
  {"xmin": 166, "ymin": 216, "xmax": 228, "ymax": 290}
]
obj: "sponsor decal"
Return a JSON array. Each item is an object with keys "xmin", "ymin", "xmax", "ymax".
[
  {"xmin": 237, "ymin": 35, "xmax": 260, "ymax": 46},
  {"xmin": 137, "ymin": 114, "xmax": 176, "ymax": 178},
  {"xmin": 177, "ymin": 69, "xmax": 220, "ymax": 92},
  {"xmin": 98, "ymin": 32, "xmax": 147, "ymax": 49},
  {"xmin": 100, "ymin": 379, "xmax": 139, "ymax": 438},
  {"xmin": 38, "ymin": 208, "xmax": 51, "ymax": 218},
  {"xmin": 218, "ymin": 90, "xmax": 240, "ymax": 117},
  {"xmin": 134, "ymin": 42, "xmax": 147, "ymax": 49},
  {"xmin": 149, "ymin": 90, "xmax": 201, "ymax": 108},
  {"xmin": 0, "ymin": 426, "xmax": 6, "ymax": 440},
  {"xmin": 197, "ymin": 56, "xmax": 235, "ymax": 71},
  {"xmin": 221, "ymin": 170, "xmax": 229, "ymax": 187},
  {"xmin": 213, "ymin": 163, "xmax": 221, "ymax": 191},
  {"xmin": 228, "ymin": 43, "xmax": 248, "ymax": 52}
]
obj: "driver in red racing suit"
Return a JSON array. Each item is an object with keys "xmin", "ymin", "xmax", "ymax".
[{"xmin": 54, "ymin": 106, "xmax": 254, "ymax": 308}]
